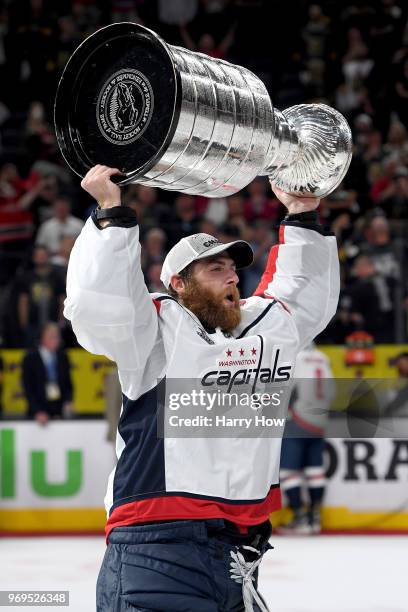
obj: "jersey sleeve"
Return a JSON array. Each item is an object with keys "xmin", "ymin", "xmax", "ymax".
[
  {"xmin": 64, "ymin": 216, "xmax": 158, "ymax": 370},
  {"xmin": 253, "ymin": 218, "xmax": 340, "ymax": 349}
]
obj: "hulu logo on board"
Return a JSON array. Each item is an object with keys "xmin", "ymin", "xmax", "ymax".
[{"xmin": 0, "ymin": 429, "xmax": 82, "ymax": 498}]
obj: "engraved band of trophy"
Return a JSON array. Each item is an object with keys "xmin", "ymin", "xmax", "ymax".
[{"xmin": 54, "ymin": 22, "xmax": 352, "ymax": 198}]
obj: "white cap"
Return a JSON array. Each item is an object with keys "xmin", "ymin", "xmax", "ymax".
[{"xmin": 160, "ymin": 233, "xmax": 253, "ymax": 289}]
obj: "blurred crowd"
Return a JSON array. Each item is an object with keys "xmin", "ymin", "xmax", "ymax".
[{"xmin": 0, "ymin": 0, "xmax": 407, "ymax": 351}]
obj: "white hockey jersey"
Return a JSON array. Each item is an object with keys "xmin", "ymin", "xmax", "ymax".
[
  {"xmin": 64, "ymin": 213, "xmax": 339, "ymax": 537},
  {"xmin": 289, "ymin": 346, "xmax": 335, "ymax": 435}
]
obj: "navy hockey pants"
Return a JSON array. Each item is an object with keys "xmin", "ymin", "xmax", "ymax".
[
  {"xmin": 281, "ymin": 420, "xmax": 324, "ymax": 471},
  {"xmin": 96, "ymin": 519, "xmax": 272, "ymax": 611}
]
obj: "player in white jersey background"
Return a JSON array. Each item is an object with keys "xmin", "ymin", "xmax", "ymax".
[{"xmin": 279, "ymin": 345, "xmax": 335, "ymax": 535}]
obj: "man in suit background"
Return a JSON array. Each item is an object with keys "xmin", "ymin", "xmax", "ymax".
[{"xmin": 22, "ymin": 322, "xmax": 73, "ymax": 425}]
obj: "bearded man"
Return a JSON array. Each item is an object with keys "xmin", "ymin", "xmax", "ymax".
[{"xmin": 65, "ymin": 165, "xmax": 339, "ymax": 612}]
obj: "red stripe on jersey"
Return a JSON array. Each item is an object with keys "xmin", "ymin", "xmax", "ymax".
[
  {"xmin": 253, "ymin": 225, "xmax": 285, "ymax": 297},
  {"xmin": 105, "ymin": 487, "xmax": 281, "ymax": 540},
  {"xmin": 152, "ymin": 298, "xmax": 161, "ymax": 314}
]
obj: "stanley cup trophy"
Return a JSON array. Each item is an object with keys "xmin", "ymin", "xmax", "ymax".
[{"xmin": 54, "ymin": 23, "xmax": 352, "ymax": 198}]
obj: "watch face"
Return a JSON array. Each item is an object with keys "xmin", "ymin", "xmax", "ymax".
[{"xmin": 55, "ymin": 23, "xmax": 180, "ymax": 184}]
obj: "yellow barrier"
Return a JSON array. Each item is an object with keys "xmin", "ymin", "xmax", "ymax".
[
  {"xmin": 1, "ymin": 350, "xmax": 115, "ymax": 416},
  {"xmin": 0, "ymin": 508, "xmax": 106, "ymax": 533},
  {"xmin": 271, "ymin": 507, "xmax": 408, "ymax": 531},
  {"xmin": 320, "ymin": 345, "xmax": 408, "ymax": 379},
  {"xmin": 1, "ymin": 507, "xmax": 407, "ymax": 533},
  {"xmin": 1, "ymin": 344, "xmax": 407, "ymax": 416}
]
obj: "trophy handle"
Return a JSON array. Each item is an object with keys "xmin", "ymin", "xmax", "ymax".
[{"xmin": 263, "ymin": 103, "xmax": 352, "ymax": 198}]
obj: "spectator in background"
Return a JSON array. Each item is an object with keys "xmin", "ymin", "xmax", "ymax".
[
  {"xmin": 111, "ymin": 0, "xmax": 143, "ymax": 25},
  {"xmin": 335, "ymin": 80, "xmax": 366, "ymax": 115},
  {"xmin": 71, "ymin": 0, "xmax": 103, "ymax": 36},
  {"xmin": 302, "ymin": 4, "xmax": 330, "ymax": 63},
  {"xmin": 301, "ymin": 4, "xmax": 331, "ymax": 97},
  {"xmin": 50, "ymin": 235, "xmax": 76, "ymax": 272},
  {"xmin": 384, "ymin": 352, "xmax": 408, "ymax": 417},
  {"xmin": 394, "ymin": 351, "xmax": 408, "ymax": 377},
  {"xmin": 394, "ymin": 57, "xmax": 408, "ymax": 126},
  {"xmin": 361, "ymin": 215, "xmax": 400, "ymax": 281},
  {"xmin": 179, "ymin": 0, "xmax": 236, "ymax": 59},
  {"xmin": 379, "ymin": 166, "xmax": 408, "ymax": 220},
  {"xmin": 395, "ymin": 352, "xmax": 408, "ymax": 378},
  {"xmin": 0, "ymin": 162, "xmax": 41, "ymax": 210},
  {"xmin": 35, "ymin": 196, "xmax": 83, "ymax": 257},
  {"xmin": 180, "ymin": 29, "xmax": 235, "ymax": 59},
  {"xmin": 383, "ymin": 120, "xmax": 408, "ymax": 159},
  {"xmin": 342, "ymin": 28, "xmax": 374, "ymax": 88},
  {"xmin": 371, "ymin": 0, "xmax": 405, "ymax": 63},
  {"xmin": 136, "ymin": 184, "xmax": 170, "ymax": 230},
  {"xmin": 339, "ymin": 254, "xmax": 395, "ymax": 343},
  {"xmin": 27, "ymin": 173, "xmax": 61, "ymax": 228},
  {"xmin": 145, "ymin": 261, "xmax": 165, "ymax": 293},
  {"xmin": 141, "ymin": 227, "xmax": 166, "ymax": 272},
  {"xmin": 198, "ymin": 218, "xmax": 219, "ymax": 239},
  {"xmin": 370, "ymin": 154, "xmax": 401, "ymax": 205},
  {"xmin": 217, "ymin": 222, "xmax": 241, "ymax": 244},
  {"xmin": 22, "ymin": 322, "xmax": 73, "ymax": 425},
  {"xmin": 0, "ymin": 163, "xmax": 69, "ymax": 284},
  {"xmin": 24, "ymin": 100, "xmax": 57, "ymax": 167},
  {"xmin": 243, "ymin": 219, "xmax": 275, "ymax": 296},
  {"xmin": 353, "ymin": 113, "xmax": 374, "ymax": 152},
  {"xmin": 330, "ymin": 212, "xmax": 353, "ymax": 252},
  {"xmin": 47, "ymin": 234, "xmax": 77, "ymax": 348},
  {"xmin": 202, "ymin": 194, "xmax": 228, "ymax": 227},
  {"xmin": 8, "ymin": 0, "xmax": 58, "ymax": 108},
  {"xmin": 244, "ymin": 177, "xmax": 280, "ymax": 224},
  {"xmin": 56, "ymin": 15, "xmax": 82, "ymax": 73},
  {"xmin": 16, "ymin": 245, "xmax": 65, "ymax": 347},
  {"xmin": 349, "ymin": 114, "xmax": 378, "ymax": 200},
  {"xmin": 0, "ymin": 162, "xmax": 41, "ymax": 251},
  {"xmin": 322, "ymin": 188, "xmax": 360, "ymax": 226},
  {"xmin": 167, "ymin": 193, "xmax": 201, "ymax": 246},
  {"xmin": 158, "ymin": 0, "xmax": 198, "ymax": 29},
  {"xmin": 361, "ymin": 129, "xmax": 383, "ymax": 175},
  {"xmin": 226, "ymin": 193, "xmax": 246, "ymax": 236},
  {"xmin": 123, "ymin": 184, "xmax": 170, "ymax": 232}
]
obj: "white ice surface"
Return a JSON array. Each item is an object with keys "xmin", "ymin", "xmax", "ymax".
[{"xmin": 0, "ymin": 535, "xmax": 406, "ymax": 611}]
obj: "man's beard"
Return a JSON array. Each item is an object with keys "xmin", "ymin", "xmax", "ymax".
[{"xmin": 181, "ymin": 278, "xmax": 241, "ymax": 332}]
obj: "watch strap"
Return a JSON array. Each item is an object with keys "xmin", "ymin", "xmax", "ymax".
[{"xmin": 92, "ymin": 205, "xmax": 138, "ymax": 229}]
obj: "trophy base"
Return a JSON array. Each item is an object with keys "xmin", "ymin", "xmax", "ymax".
[
  {"xmin": 54, "ymin": 23, "xmax": 181, "ymax": 185},
  {"xmin": 267, "ymin": 104, "xmax": 352, "ymax": 198}
]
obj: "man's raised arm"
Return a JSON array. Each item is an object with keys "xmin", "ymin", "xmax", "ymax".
[
  {"xmin": 64, "ymin": 166, "xmax": 158, "ymax": 370},
  {"xmin": 254, "ymin": 184, "xmax": 340, "ymax": 348}
]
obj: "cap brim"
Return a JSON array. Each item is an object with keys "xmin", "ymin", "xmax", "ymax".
[{"xmin": 194, "ymin": 240, "xmax": 253, "ymax": 269}]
